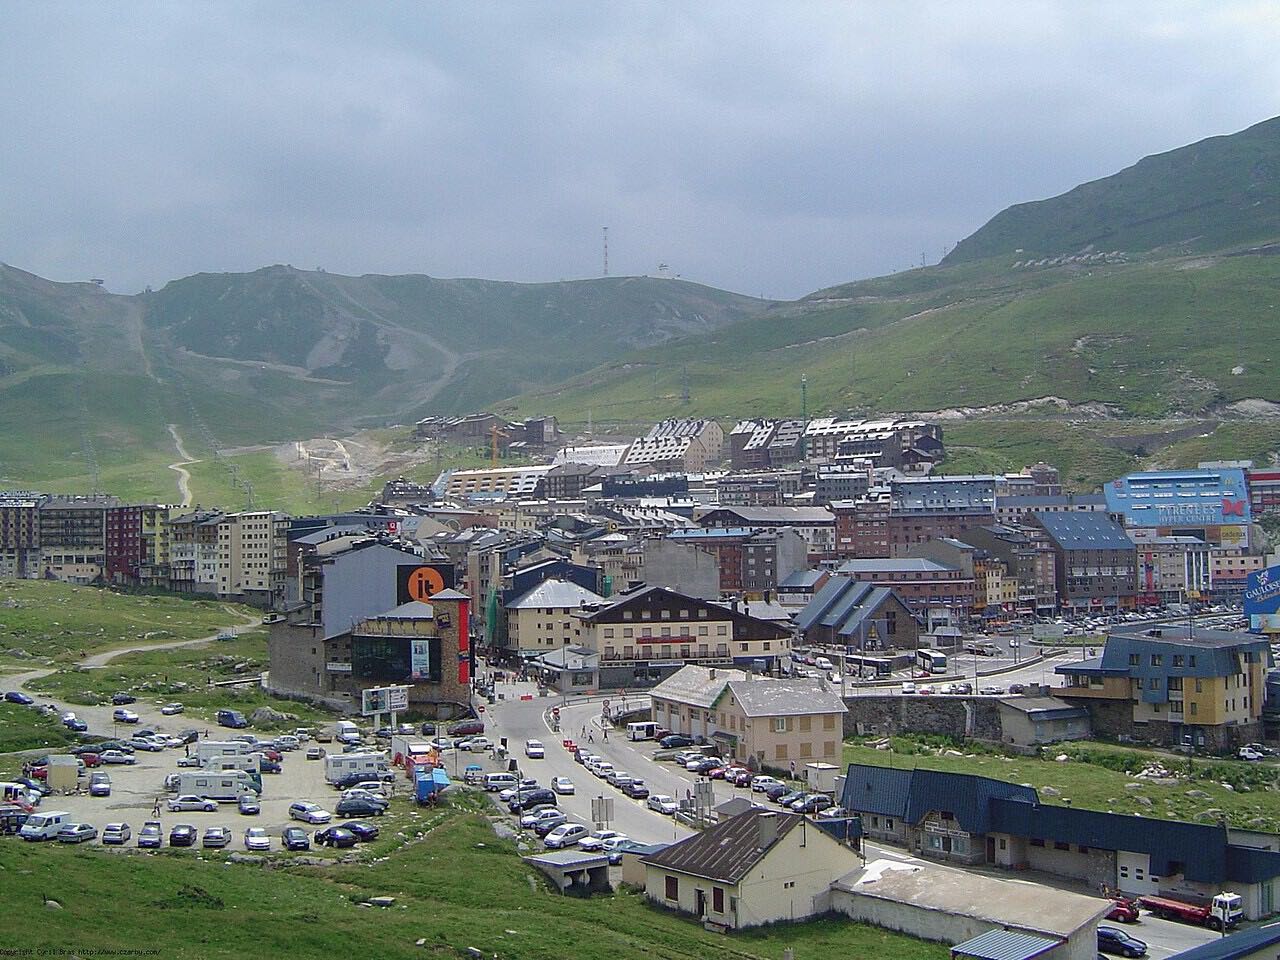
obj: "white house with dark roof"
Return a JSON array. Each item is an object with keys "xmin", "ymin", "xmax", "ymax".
[{"xmin": 641, "ymin": 808, "xmax": 858, "ymax": 929}]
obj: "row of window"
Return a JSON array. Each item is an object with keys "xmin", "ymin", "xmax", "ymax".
[{"xmin": 604, "ymin": 625, "xmax": 729, "ymax": 638}]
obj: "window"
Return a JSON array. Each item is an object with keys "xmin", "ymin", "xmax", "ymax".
[
  {"xmin": 603, "ymin": 628, "xmax": 614, "ymax": 639},
  {"xmin": 1168, "ymin": 677, "xmax": 1182, "ymax": 691},
  {"xmin": 665, "ymin": 876, "xmax": 679, "ymax": 901},
  {"xmin": 1189, "ymin": 655, "xmax": 1196, "ymax": 667},
  {"xmin": 1151, "ymin": 654, "xmax": 1162, "ymax": 666},
  {"xmin": 1129, "ymin": 654, "xmax": 1140, "ymax": 665},
  {"xmin": 1173, "ymin": 655, "xmax": 1184, "ymax": 667},
  {"xmin": 775, "ymin": 744, "xmax": 788, "ymax": 760},
  {"xmin": 1030, "ymin": 838, "xmax": 1045, "ymax": 847},
  {"xmin": 1150, "ymin": 678, "xmax": 1161, "ymax": 690},
  {"xmin": 713, "ymin": 887, "xmax": 724, "ymax": 913},
  {"xmin": 1054, "ymin": 841, "xmax": 1070, "ymax": 851},
  {"xmin": 773, "ymin": 717, "xmax": 787, "ymax": 733},
  {"xmin": 823, "ymin": 715, "xmax": 836, "ymax": 730},
  {"xmin": 717, "ymin": 626, "xmax": 728, "ymax": 636},
  {"xmin": 800, "ymin": 742, "xmax": 812, "ymax": 758},
  {"xmin": 1190, "ymin": 702, "xmax": 1198, "ymax": 716},
  {"xmin": 782, "ymin": 881, "xmax": 795, "ymax": 889},
  {"xmin": 1195, "ymin": 678, "xmax": 1203, "ymax": 693},
  {"xmin": 697, "ymin": 626, "xmax": 708, "ymax": 636}
]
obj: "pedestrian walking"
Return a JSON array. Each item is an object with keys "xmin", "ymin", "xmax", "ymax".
[
  {"xmin": 602, "ymin": 728, "xmax": 608, "ymax": 742},
  {"xmin": 152, "ymin": 798, "xmax": 161, "ymax": 818},
  {"xmin": 587, "ymin": 732, "xmax": 594, "ymax": 743}
]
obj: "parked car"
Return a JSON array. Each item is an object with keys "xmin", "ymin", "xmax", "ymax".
[
  {"xmin": 176, "ymin": 755, "xmax": 201, "ymax": 768},
  {"xmin": 99, "ymin": 750, "xmax": 136, "ymax": 765},
  {"xmin": 160, "ymin": 702, "xmax": 185, "ymax": 715},
  {"xmin": 57, "ymin": 822, "xmax": 97, "ymax": 844},
  {"xmin": 130, "ymin": 736, "xmax": 164, "ymax": 752},
  {"xmin": 498, "ymin": 779, "xmax": 540, "ymax": 802},
  {"xmin": 314, "ymin": 826, "xmax": 357, "ymax": 848},
  {"xmin": 659, "ymin": 734, "xmax": 695, "ymax": 749},
  {"xmin": 687, "ymin": 757, "xmax": 722, "ymax": 774},
  {"xmin": 751, "ymin": 776, "xmax": 783, "ymax": 793},
  {"xmin": 1006, "ymin": 683, "xmax": 1026, "ymax": 695},
  {"xmin": 138, "ymin": 820, "xmax": 163, "ymax": 848},
  {"xmin": 1097, "ymin": 926, "xmax": 1148, "ymax": 958},
  {"xmin": 521, "ymin": 807, "xmax": 567, "ymax": 831},
  {"xmin": 792, "ymin": 795, "xmax": 834, "ymax": 814},
  {"xmin": 335, "ymin": 797, "xmax": 387, "ymax": 818},
  {"xmin": 467, "ymin": 736, "xmax": 494, "ymax": 753},
  {"xmin": 89, "ymin": 772, "xmax": 112, "ymax": 797},
  {"xmin": 578, "ymin": 829, "xmax": 623, "ymax": 852},
  {"xmin": 202, "ymin": 826, "xmax": 232, "ymax": 848},
  {"xmin": 448, "ymin": 720, "xmax": 484, "ymax": 736},
  {"xmin": 508, "ymin": 789, "xmax": 557, "ymax": 813},
  {"xmin": 174, "ymin": 729, "xmax": 201, "ymax": 744},
  {"xmin": 3, "ymin": 691, "xmax": 34, "ymax": 705},
  {"xmin": 979, "ymin": 685, "xmax": 1005, "ymax": 696},
  {"xmin": 111, "ymin": 693, "xmax": 137, "ymax": 705},
  {"xmin": 281, "ymin": 826, "xmax": 311, "ymax": 850},
  {"xmin": 216, "ymin": 709, "xmax": 249, "ymax": 729},
  {"xmin": 259, "ymin": 759, "xmax": 283, "ymax": 775},
  {"xmin": 543, "ymin": 823, "xmax": 589, "ymax": 849},
  {"xmin": 243, "ymin": 827, "xmax": 271, "ymax": 851},
  {"xmin": 112, "ymin": 708, "xmax": 140, "ymax": 724},
  {"xmin": 305, "ymin": 745, "xmax": 325, "ymax": 760},
  {"xmin": 622, "ymin": 779, "xmax": 650, "ymax": 799},
  {"xmin": 1239, "ymin": 746, "xmax": 1265, "ymax": 762},
  {"xmin": 169, "ymin": 795, "xmax": 218, "ymax": 813},
  {"xmin": 274, "ymin": 735, "xmax": 301, "ymax": 752},
  {"xmin": 340, "ymin": 820, "xmax": 380, "ymax": 842},
  {"xmin": 530, "ymin": 810, "xmax": 570, "ymax": 836},
  {"xmin": 775, "ymin": 790, "xmax": 805, "ymax": 807},
  {"xmin": 1106, "ymin": 898, "xmax": 1140, "ymax": 923},
  {"xmin": 101, "ymin": 822, "xmax": 131, "ymax": 845},
  {"xmin": 550, "ymin": 776, "xmax": 576, "ymax": 795},
  {"xmin": 237, "ymin": 793, "xmax": 261, "ymax": 816},
  {"xmin": 169, "ymin": 824, "xmax": 197, "ymax": 847},
  {"xmin": 288, "ymin": 802, "xmax": 332, "ymax": 824},
  {"xmin": 64, "ymin": 718, "xmax": 89, "ymax": 732},
  {"xmin": 647, "ymin": 794, "xmax": 678, "ymax": 815},
  {"xmin": 600, "ymin": 835, "xmax": 633, "ymax": 864}
]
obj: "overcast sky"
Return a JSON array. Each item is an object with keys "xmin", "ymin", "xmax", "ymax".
[{"xmin": 2, "ymin": 2, "xmax": 1278, "ymax": 299}]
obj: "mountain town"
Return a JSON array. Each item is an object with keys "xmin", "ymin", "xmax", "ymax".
[{"xmin": 5, "ymin": 7, "xmax": 1280, "ymax": 960}]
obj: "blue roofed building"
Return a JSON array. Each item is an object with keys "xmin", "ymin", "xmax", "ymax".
[
  {"xmin": 1056, "ymin": 625, "xmax": 1271, "ymax": 750},
  {"xmin": 793, "ymin": 575, "xmax": 921, "ymax": 652},
  {"xmin": 1026, "ymin": 511, "xmax": 1137, "ymax": 614},
  {"xmin": 841, "ymin": 762, "xmax": 1280, "ymax": 920},
  {"xmin": 1105, "ymin": 467, "xmax": 1252, "ymax": 550}
]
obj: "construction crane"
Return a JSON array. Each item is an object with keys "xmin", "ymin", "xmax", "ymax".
[{"xmin": 489, "ymin": 424, "xmax": 510, "ymax": 467}]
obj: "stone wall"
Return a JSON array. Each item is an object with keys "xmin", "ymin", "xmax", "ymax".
[
  {"xmin": 1063, "ymin": 694, "xmax": 1263, "ymax": 753},
  {"xmin": 842, "ymin": 695, "xmax": 1003, "ymax": 742}
]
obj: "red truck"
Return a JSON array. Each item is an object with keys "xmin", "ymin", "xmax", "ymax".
[{"xmin": 1135, "ymin": 892, "xmax": 1242, "ymax": 929}]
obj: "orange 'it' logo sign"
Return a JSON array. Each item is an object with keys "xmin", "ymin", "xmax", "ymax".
[{"xmin": 406, "ymin": 567, "xmax": 446, "ymax": 601}]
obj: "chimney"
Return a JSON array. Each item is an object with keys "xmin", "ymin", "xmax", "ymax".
[{"xmin": 757, "ymin": 811, "xmax": 778, "ymax": 847}]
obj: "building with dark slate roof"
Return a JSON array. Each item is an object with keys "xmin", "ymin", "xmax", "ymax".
[{"xmin": 841, "ymin": 763, "xmax": 1280, "ymax": 920}]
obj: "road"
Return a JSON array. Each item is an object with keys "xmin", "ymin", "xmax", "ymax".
[{"xmin": 480, "ymin": 674, "xmax": 1221, "ymax": 959}]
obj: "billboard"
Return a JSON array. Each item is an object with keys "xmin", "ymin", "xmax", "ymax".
[
  {"xmin": 396, "ymin": 563, "xmax": 456, "ymax": 604},
  {"xmin": 1245, "ymin": 564, "xmax": 1280, "ymax": 633},
  {"xmin": 1106, "ymin": 469, "xmax": 1251, "ymax": 530},
  {"xmin": 361, "ymin": 685, "xmax": 410, "ymax": 715},
  {"xmin": 410, "ymin": 639, "xmax": 432, "ymax": 681}
]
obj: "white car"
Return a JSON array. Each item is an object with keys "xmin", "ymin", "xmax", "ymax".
[
  {"xmin": 550, "ymin": 776, "xmax": 576, "ymax": 795},
  {"xmin": 243, "ymin": 827, "xmax": 271, "ymax": 851},
  {"xmin": 979, "ymin": 685, "xmax": 1004, "ymax": 696},
  {"xmin": 274, "ymin": 735, "xmax": 301, "ymax": 751},
  {"xmin": 168, "ymin": 795, "xmax": 218, "ymax": 813},
  {"xmin": 467, "ymin": 736, "xmax": 493, "ymax": 753},
  {"xmin": 342, "ymin": 788, "xmax": 387, "ymax": 803},
  {"xmin": 750, "ymin": 776, "xmax": 782, "ymax": 793},
  {"xmin": 543, "ymin": 823, "xmax": 590, "ymax": 849},
  {"xmin": 99, "ymin": 750, "xmax": 136, "ymax": 765},
  {"xmin": 647, "ymin": 794, "xmax": 678, "ymax": 815},
  {"xmin": 524, "ymin": 739, "xmax": 545, "ymax": 759},
  {"xmin": 577, "ymin": 829, "xmax": 622, "ymax": 852},
  {"xmin": 498, "ymin": 779, "xmax": 540, "ymax": 802},
  {"xmin": 592, "ymin": 761, "xmax": 615, "ymax": 779},
  {"xmin": 520, "ymin": 807, "xmax": 566, "ymax": 830},
  {"xmin": 288, "ymin": 802, "xmax": 332, "ymax": 824},
  {"xmin": 599, "ymin": 835, "xmax": 632, "ymax": 856},
  {"xmin": 1239, "ymin": 747, "xmax": 1265, "ymax": 762},
  {"xmin": 160, "ymin": 702, "xmax": 185, "ymax": 715}
]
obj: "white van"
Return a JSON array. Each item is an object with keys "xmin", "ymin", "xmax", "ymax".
[
  {"xmin": 334, "ymin": 721, "xmax": 360, "ymax": 743},
  {"xmin": 901, "ymin": 682, "xmax": 917, "ymax": 695},
  {"xmin": 815, "ymin": 656, "xmax": 834, "ymax": 671},
  {"xmin": 20, "ymin": 810, "xmax": 72, "ymax": 841},
  {"xmin": 626, "ymin": 722, "xmax": 658, "ymax": 741},
  {"xmin": 484, "ymin": 772, "xmax": 519, "ymax": 792}
]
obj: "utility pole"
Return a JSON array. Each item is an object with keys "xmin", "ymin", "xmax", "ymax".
[{"xmin": 602, "ymin": 226, "xmax": 609, "ymax": 277}]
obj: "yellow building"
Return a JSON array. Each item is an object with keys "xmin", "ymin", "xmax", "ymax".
[
  {"xmin": 1056, "ymin": 625, "xmax": 1270, "ymax": 750},
  {"xmin": 505, "ymin": 578, "xmax": 604, "ymax": 657}
]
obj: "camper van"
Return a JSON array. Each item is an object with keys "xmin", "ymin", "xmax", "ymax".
[
  {"xmin": 333, "ymin": 720, "xmax": 361, "ymax": 743},
  {"xmin": 626, "ymin": 722, "xmax": 658, "ymax": 741},
  {"xmin": 19, "ymin": 810, "xmax": 72, "ymax": 841},
  {"xmin": 324, "ymin": 752, "xmax": 391, "ymax": 785},
  {"xmin": 205, "ymin": 755, "xmax": 264, "ymax": 792},
  {"xmin": 176, "ymin": 770, "xmax": 257, "ymax": 802},
  {"xmin": 196, "ymin": 740, "xmax": 251, "ymax": 765}
]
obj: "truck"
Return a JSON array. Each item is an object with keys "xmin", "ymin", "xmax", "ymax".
[
  {"xmin": 1135, "ymin": 892, "xmax": 1242, "ymax": 929},
  {"xmin": 324, "ymin": 751, "xmax": 390, "ymax": 785},
  {"xmin": 176, "ymin": 770, "xmax": 258, "ymax": 802},
  {"xmin": 414, "ymin": 768, "xmax": 451, "ymax": 804},
  {"xmin": 196, "ymin": 740, "xmax": 251, "ymax": 765},
  {"xmin": 390, "ymin": 735, "xmax": 435, "ymax": 765}
]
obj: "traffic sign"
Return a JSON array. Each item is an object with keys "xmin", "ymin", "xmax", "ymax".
[{"xmin": 552, "ymin": 706, "xmax": 560, "ymax": 717}]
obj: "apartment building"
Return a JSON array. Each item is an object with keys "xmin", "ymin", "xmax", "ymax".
[
  {"xmin": 38, "ymin": 495, "xmax": 118, "ymax": 583},
  {"xmin": 1056, "ymin": 625, "xmax": 1271, "ymax": 750},
  {"xmin": 666, "ymin": 526, "xmax": 807, "ymax": 597},
  {"xmin": 506, "ymin": 578, "xmax": 605, "ymax": 657},
  {"xmin": 0, "ymin": 494, "xmax": 41, "ymax": 579},
  {"xmin": 695, "ymin": 505, "xmax": 835, "ymax": 558},
  {"xmin": 166, "ymin": 510, "xmax": 225, "ymax": 595},
  {"xmin": 1136, "ymin": 537, "xmax": 1213, "ymax": 604},
  {"xmin": 835, "ymin": 558, "xmax": 975, "ymax": 616},
  {"xmin": 575, "ymin": 585, "xmax": 791, "ymax": 687},
  {"xmin": 105, "ymin": 503, "xmax": 143, "ymax": 583},
  {"xmin": 1027, "ymin": 512, "xmax": 1137, "ymax": 614},
  {"xmin": 623, "ymin": 419, "xmax": 725, "ymax": 472},
  {"xmin": 216, "ymin": 510, "xmax": 290, "ymax": 605},
  {"xmin": 138, "ymin": 504, "xmax": 171, "ymax": 588}
]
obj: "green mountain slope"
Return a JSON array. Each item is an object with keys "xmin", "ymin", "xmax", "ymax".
[
  {"xmin": 0, "ymin": 262, "xmax": 769, "ymax": 494},
  {"xmin": 945, "ymin": 115, "xmax": 1280, "ymax": 263}
]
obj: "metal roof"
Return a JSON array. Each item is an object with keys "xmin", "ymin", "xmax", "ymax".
[
  {"xmin": 649, "ymin": 664, "xmax": 747, "ymax": 708},
  {"xmin": 1163, "ymin": 922, "xmax": 1280, "ymax": 960},
  {"xmin": 1032, "ymin": 511, "xmax": 1134, "ymax": 551},
  {"xmin": 951, "ymin": 929, "xmax": 1060, "ymax": 960},
  {"xmin": 838, "ymin": 558, "xmax": 957, "ymax": 574},
  {"xmin": 506, "ymin": 578, "xmax": 604, "ymax": 610},
  {"xmin": 640, "ymin": 809, "xmax": 803, "ymax": 884},
  {"xmin": 722, "ymin": 678, "xmax": 847, "ymax": 717}
]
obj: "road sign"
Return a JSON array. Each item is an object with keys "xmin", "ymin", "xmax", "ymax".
[{"xmin": 552, "ymin": 706, "xmax": 560, "ymax": 717}]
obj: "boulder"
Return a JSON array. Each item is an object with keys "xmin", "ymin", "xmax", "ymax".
[
  {"xmin": 1194, "ymin": 808, "xmax": 1225, "ymax": 823},
  {"xmin": 1041, "ymin": 786, "xmax": 1060, "ymax": 797},
  {"xmin": 44, "ymin": 899, "xmax": 62, "ymax": 910},
  {"xmin": 249, "ymin": 706, "xmax": 295, "ymax": 726},
  {"xmin": 1186, "ymin": 789, "xmax": 1211, "ymax": 800},
  {"xmin": 1124, "ymin": 783, "xmax": 1144, "ymax": 791},
  {"xmin": 1135, "ymin": 796, "xmax": 1153, "ymax": 808}
]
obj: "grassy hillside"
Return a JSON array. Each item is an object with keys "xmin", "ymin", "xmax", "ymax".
[
  {"xmin": 0, "ymin": 802, "xmax": 943, "ymax": 960},
  {"xmin": 946, "ymin": 115, "xmax": 1280, "ymax": 262},
  {"xmin": 516, "ymin": 250, "xmax": 1280, "ymax": 422}
]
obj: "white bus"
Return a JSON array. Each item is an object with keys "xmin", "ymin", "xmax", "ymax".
[{"xmin": 916, "ymin": 649, "xmax": 948, "ymax": 674}]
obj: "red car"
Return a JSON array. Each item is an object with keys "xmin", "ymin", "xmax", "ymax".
[
  {"xmin": 707, "ymin": 766, "xmax": 730, "ymax": 780},
  {"xmin": 728, "ymin": 768, "xmax": 753, "ymax": 787},
  {"xmin": 1106, "ymin": 898, "xmax": 1140, "ymax": 923},
  {"xmin": 261, "ymin": 748, "xmax": 283, "ymax": 762},
  {"xmin": 80, "ymin": 753, "xmax": 102, "ymax": 768}
]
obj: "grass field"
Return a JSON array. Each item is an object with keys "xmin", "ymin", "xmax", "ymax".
[
  {"xmin": 0, "ymin": 795, "xmax": 944, "ymax": 960},
  {"xmin": 0, "ymin": 701, "xmax": 86, "ymax": 754},
  {"xmin": 23, "ymin": 631, "xmax": 334, "ymax": 731},
  {"xmin": 0, "ymin": 581, "xmax": 258, "ymax": 666},
  {"xmin": 844, "ymin": 736, "xmax": 1280, "ymax": 832}
]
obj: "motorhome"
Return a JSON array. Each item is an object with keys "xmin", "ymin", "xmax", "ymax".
[
  {"xmin": 176, "ymin": 770, "xmax": 257, "ymax": 801},
  {"xmin": 324, "ymin": 752, "xmax": 391, "ymax": 785},
  {"xmin": 196, "ymin": 740, "xmax": 251, "ymax": 764}
]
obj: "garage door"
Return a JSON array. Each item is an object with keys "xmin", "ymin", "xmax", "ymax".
[{"xmin": 1116, "ymin": 851, "xmax": 1158, "ymax": 896}]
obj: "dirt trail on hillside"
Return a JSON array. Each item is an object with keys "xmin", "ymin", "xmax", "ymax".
[{"xmin": 166, "ymin": 423, "xmax": 198, "ymax": 507}]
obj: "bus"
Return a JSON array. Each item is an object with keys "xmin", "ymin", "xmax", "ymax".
[{"xmin": 917, "ymin": 649, "xmax": 948, "ymax": 674}]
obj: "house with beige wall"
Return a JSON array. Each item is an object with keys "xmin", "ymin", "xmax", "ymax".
[
  {"xmin": 506, "ymin": 578, "xmax": 604, "ymax": 658},
  {"xmin": 641, "ymin": 808, "xmax": 858, "ymax": 929},
  {"xmin": 649, "ymin": 664, "xmax": 846, "ymax": 773}
]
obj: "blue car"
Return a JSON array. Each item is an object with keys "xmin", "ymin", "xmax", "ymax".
[{"xmin": 4, "ymin": 691, "xmax": 34, "ymax": 705}]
